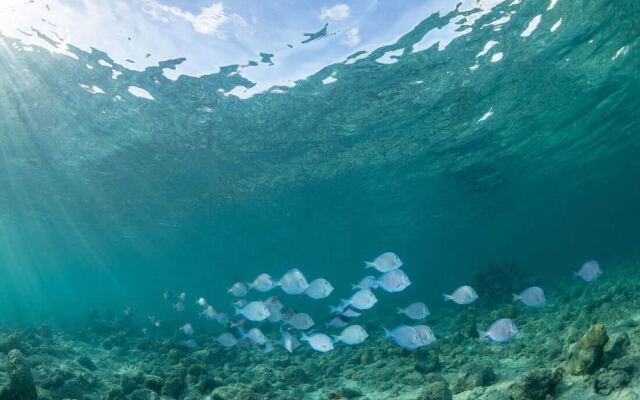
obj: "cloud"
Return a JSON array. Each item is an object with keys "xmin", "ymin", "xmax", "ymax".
[
  {"xmin": 342, "ymin": 27, "xmax": 360, "ymax": 47},
  {"xmin": 141, "ymin": 1, "xmax": 235, "ymax": 36},
  {"xmin": 320, "ymin": 4, "xmax": 350, "ymax": 21}
]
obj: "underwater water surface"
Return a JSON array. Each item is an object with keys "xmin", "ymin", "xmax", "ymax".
[{"xmin": 0, "ymin": 0, "xmax": 639, "ymax": 399}]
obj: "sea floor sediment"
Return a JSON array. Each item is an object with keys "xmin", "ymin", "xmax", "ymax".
[{"xmin": 1, "ymin": 260, "xmax": 640, "ymax": 400}]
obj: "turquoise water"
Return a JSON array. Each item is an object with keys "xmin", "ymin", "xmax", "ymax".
[{"xmin": 0, "ymin": 0, "xmax": 639, "ymax": 399}]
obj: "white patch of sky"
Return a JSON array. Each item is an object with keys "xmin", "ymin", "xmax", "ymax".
[
  {"xmin": 490, "ymin": 52, "xmax": 503, "ymax": 62},
  {"xmin": 520, "ymin": 15, "xmax": 541, "ymax": 38},
  {"xmin": 612, "ymin": 46, "xmax": 629, "ymax": 61},
  {"xmin": 128, "ymin": 86, "xmax": 155, "ymax": 100},
  {"xmin": 476, "ymin": 40, "xmax": 498, "ymax": 58},
  {"xmin": 375, "ymin": 48, "xmax": 404, "ymax": 64},
  {"xmin": 547, "ymin": 0, "xmax": 558, "ymax": 11},
  {"xmin": 79, "ymin": 84, "xmax": 105, "ymax": 94},
  {"xmin": 320, "ymin": 4, "xmax": 350, "ymax": 21},
  {"xmin": 550, "ymin": 18, "xmax": 562, "ymax": 32},
  {"xmin": 343, "ymin": 27, "xmax": 360, "ymax": 47},
  {"xmin": 0, "ymin": 0, "xmax": 497, "ymax": 98},
  {"xmin": 478, "ymin": 108, "xmax": 493, "ymax": 122}
]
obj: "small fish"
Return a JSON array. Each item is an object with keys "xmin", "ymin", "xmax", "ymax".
[
  {"xmin": 123, "ymin": 306, "xmax": 134, "ymax": 316},
  {"xmin": 265, "ymin": 296, "xmax": 284, "ymax": 311},
  {"xmin": 329, "ymin": 304, "xmax": 345, "ymax": 314},
  {"xmin": 215, "ymin": 332, "xmax": 237, "ymax": 348},
  {"xmin": 325, "ymin": 316, "xmax": 349, "ymax": 329},
  {"xmin": 413, "ymin": 325, "xmax": 437, "ymax": 346},
  {"xmin": 376, "ymin": 269, "xmax": 411, "ymax": 293},
  {"xmin": 142, "ymin": 328, "xmax": 148, "ymax": 335},
  {"xmin": 443, "ymin": 286, "xmax": 478, "ymax": 304},
  {"xmin": 351, "ymin": 276, "xmax": 379, "ymax": 291},
  {"xmin": 148, "ymin": 315, "xmax": 161, "ymax": 327},
  {"xmin": 365, "ymin": 252, "xmax": 403, "ymax": 272},
  {"xmin": 215, "ymin": 312, "xmax": 230, "ymax": 326},
  {"xmin": 229, "ymin": 319, "xmax": 249, "ymax": 330},
  {"xmin": 228, "ymin": 282, "xmax": 248, "ymax": 297},
  {"xmin": 574, "ymin": 260, "xmax": 602, "ymax": 282},
  {"xmin": 513, "ymin": 287, "xmax": 546, "ymax": 307},
  {"xmin": 280, "ymin": 328, "xmax": 300, "ymax": 353},
  {"xmin": 267, "ymin": 305, "xmax": 284, "ymax": 323},
  {"xmin": 285, "ymin": 313, "xmax": 315, "ymax": 330},
  {"xmin": 182, "ymin": 339, "xmax": 197, "ymax": 350},
  {"xmin": 234, "ymin": 301, "xmax": 271, "ymax": 321},
  {"xmin": 279, "ymin": 268, "xmax": 309, "ymax": 295},
  {"xmin": 383, "ymin": 325, "xmax": 423, "ymax": 350},
  {"xmin": 163, "ymin": 290, "xmax": 171, "ymax": 300},
  {"xmin": 300, "ymin": 332, "xmax": 334, "ymax": 352},
  {"xmin": 196, "ymin": 297, "xmax": 207, "ymax": 307},
  {"xmin": 201, "ymin": 305, "xmax": 217, "ymax": 319},
  {"xmin": 233, "ymin": 299, "xmax": 247, "ymax": 308},
  {"xmin": 332, "ymin": 325, "xmax": 368, "ymax": 345},
  {"xmin": 397, "ymin": 302, "xmax": 430, "ymax": 320},
  {"xmin": 179, "ymin": 292, "xmax": 186, "ymax": 302},
  {"xmin": 180, "ymin": 323, "xmax": 194, "ymax": 336},
  {"xmin": 341, "ymin": 289, "xmax": 377, "ymax": 310},
  {"xmin": 479, "ymin": 318, "xmax": 518, "ymax": 343},
  {"xmin": 305, "ymin": 278, "xmax": 334, "ymax": 299},
  {"xmin": 248, "ymin": 273, "xmax": 277, "ymax": 292},
  {"xmin": 241, "ymin": 328, "xmax": 267, "ymax": 345},
  {"xmin": 341, "ymin": 308, "xmax": 362, "ymax": 318},
  {"xmin": 173, "ymin": 301, "xmax": 186, "ymax": 312},
  {"xmin": 262, "ymin": 340, "xmax": 274, "ymax": 353}
]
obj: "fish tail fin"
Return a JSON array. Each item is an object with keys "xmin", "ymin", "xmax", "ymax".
[
  {"xmin": 238, "ymin": 328, "xmax": 247, "ymax": 339},
  {"xmin": 331, "ymin": 335, "xmax": 341, "ymax": 343},
  {"xmin": 442, "ymin": 293, "xmax": 452, "ymax": 302},
  {"xmin": 273, "ymin": 280, "xmax": 281, "ymax": 287},
  {"xmin": 477, "ymin": 329, "xmax": 489, "ymax": 341},
  {"xmin": 350, "ymin": 284, "xmax": 358, "ymax": 290},
  {"xmin": 365, "ymin": 261, "xmax": 375, "ymax": 269},
  {"xmin": 572, "ymin": 271, "xmax": 578, "ymax": 280},
  {"xmin": 300, "ymin": 332, "xmax": 309, "ymax": 342},
  {"xmin": 512, "ymin": 293, "xmax": 520, "ymax": 302},
  {"xmin": 370, "ymin": 281, "xmax": 379, "ymax": 289},
  {"xmin": 329, "ymin": 305, "xmax": 338, "ymax": 313},
  {"xmin": 396, "ymin": 307, "xmax": 405, "ymax": 315},
  {"xmin": 382, "ymin": 326, "xmax": 392, "ymax": 340},
  {"xmin": 234, "ymin": 308, "xmax": 241, "ymax": 316},
  {"xmin": 245, "ymin": 282, "xmax": 253, "ymax": 290}
]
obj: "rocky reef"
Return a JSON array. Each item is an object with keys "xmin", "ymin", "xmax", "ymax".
[{"xmin": 0, "ymin": 260, "xmax": 639, "ymax": 399}]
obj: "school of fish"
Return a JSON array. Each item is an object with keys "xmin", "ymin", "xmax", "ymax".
[{"xmin": 146, "ymin": 257, "xmax": 602, "ymax": 353}]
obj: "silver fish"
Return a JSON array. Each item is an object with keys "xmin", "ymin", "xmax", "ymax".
[
  {"xmin": 479, "ymin": 318, "xmax": 518, "ymax": 343},
  {"xmin": 228, "ymin": 282, "xmax": 248, "ymax": 297},
  {"xmin": 574, "ymin": 260, "xmax": 602, "ymax": 282},
  {"xmin": 248, "ymin": 273, "xmax": 277, "ymax": 292},
  {"xmin": 397, "ymin": 302, "xmax": 430, "ymax": 320},
  {"xmin": 513, "ymin": 287, "xmax": 546, "ymax": 307},
  {"xmin": 300, "ymin": 332, "xmax": 334, "ymax": 352},
  {"xmin": 215, "ymin": 332, "xmax": 237, "ymax": 348},
  {"xmin": 332, "ymin": 325, "xmax": 368, "ymax": 345},
  {"xmin": 280, "ymin": 328, "xmax": 300, "ymax": 353},
  {"xmin": 285, "ymin": 313, "xmax": 315, "ymax": 330},
  {"xmin": 241, "ymin": 328, "xmax": 267, "ymax": 345},
  {"xmin": 325, "ymin": 316, "xmax": 349, "ymax": 329},
  {"xmin": 305, "ymin": 278, "xmax": 334, "ymax": 299},
  {"xmin": 383, "ymin": 325, "xmax": 423, "ymax": 350},
  {"xmin": 180, "ymin": 323, "xmax": 194, "ymax": 336},
  {"xmin": 341, "ymin": 289, "xmax": 378, "ymax": 310},
  {"xmin": 413, "ymin": 325, "xmax": 436, "ymax": 346},
  {"xmin": 279, "ymin": 268, "xmax": 309, "ymax": 295},
  {"xmin": 351, "ymin": 276, "xmax": 379, "ymax": 291},
  {"xmin": 443, "ymin": 285, "xmax": 478, "ymax": 304},
  {"xmin": 235, "ymin": 301, "xmax": 271, "ymax": 321},
  {"xmin": 365, "ymin": 252, "xmax": 403, "ymax": 272},
  {"xmin": 376, "ymin": 269, "xmax": 411, "ymax": 293}
]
